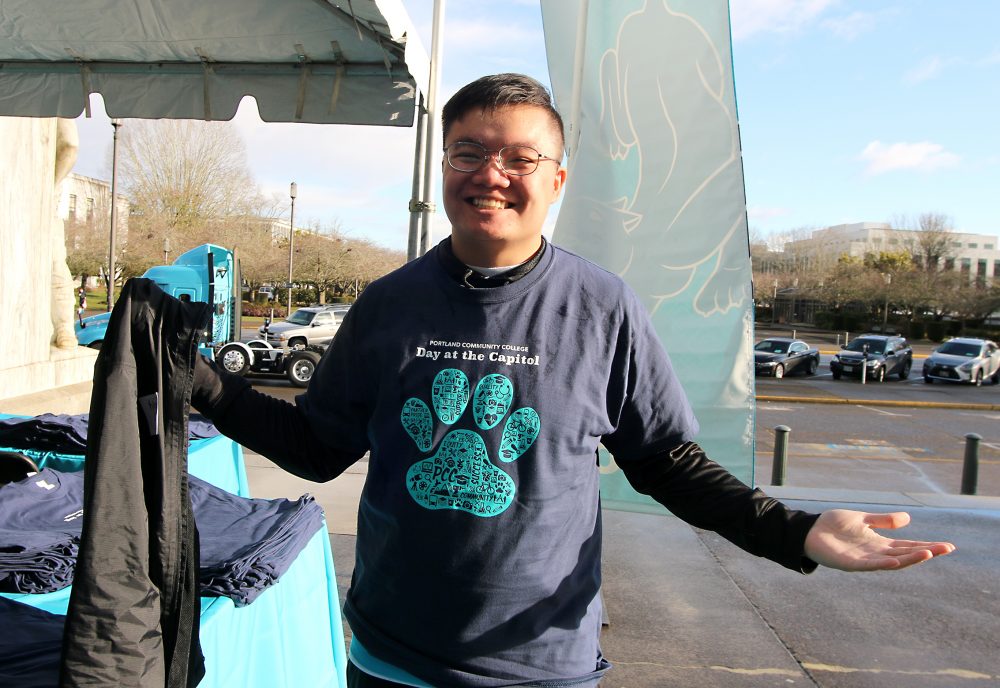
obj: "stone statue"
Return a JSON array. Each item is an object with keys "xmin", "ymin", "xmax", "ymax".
[{"xmin": 51, "ymin": 118, "xmax": 80, "ymax": 349}]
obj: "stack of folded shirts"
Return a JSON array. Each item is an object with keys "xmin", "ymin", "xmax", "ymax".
[
  {"xmin": 0, "ymin": 470, "xmax": 83, "ymax": 594},
  {"xmin": 0, "ymin": 468, "xmax": 323, "ymax": 605},
  {"xmin": 0, "ymin": 412, "xmax": 220, "ymax": 455},
  {"xmin": 191, "ymin": 477, "xmax": 324, "ymax": 606}
]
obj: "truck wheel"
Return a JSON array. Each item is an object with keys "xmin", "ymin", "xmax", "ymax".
[
  {"xmin": 287, "ymin": 351, "xmax": 319, "ymax": 387},
  {"xmin": 216, "ymin": 344, "xmax": 250, "ymax": 376},
  {"xmin": 287, "ymin": 337, "xmax": 307, "ymax": 350}
]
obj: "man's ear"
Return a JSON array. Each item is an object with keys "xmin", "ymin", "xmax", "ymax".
[{"xmin": 550, "ymin": 167, "xmax": 567, "ymax": 203}]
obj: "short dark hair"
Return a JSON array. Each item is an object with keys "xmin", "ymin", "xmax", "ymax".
[{"xmin": 441, "ymin": 73, "xmax": 565, "ymax": 158}]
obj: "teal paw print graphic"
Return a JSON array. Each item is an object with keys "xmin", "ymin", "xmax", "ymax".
[{"xmin": 402, "ymin": 369, "xmax": 540, "ymax": 517}]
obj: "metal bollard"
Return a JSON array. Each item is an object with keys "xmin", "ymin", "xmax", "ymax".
[
  {"xmin": 772, "ymin": 425, "xmax": 790, "ymax": 486},
  {"xmin": 962, "ymin": 433, "xmax": 981, "ymax": 495}
]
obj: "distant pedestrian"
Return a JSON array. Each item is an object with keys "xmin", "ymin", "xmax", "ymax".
[{"xmin": 77, "ymin": 288, "xmax": 87, "ymax": 325}]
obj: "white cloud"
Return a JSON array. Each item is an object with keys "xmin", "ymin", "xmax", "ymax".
[
  {"xmin": 730, "ymin": 0, "xmax": 838, "ymax": 41},
  {"xmin": 979, "ymin": 49, "xmax": 1000, "ymax": 66},
  {"xmin": 820, "ymin": 11, "xmax": 876, "ymax": 40},
  {"xmin": 747, "ymin": 206, "xmax": 791, "ymax": 222},
  {"xmin": 858, "ymin": 141, "xmax": 960, "ymax": 175},
  {"xmin": 903, "ymin": 56, "xmax": 945, "ymax": 84}
]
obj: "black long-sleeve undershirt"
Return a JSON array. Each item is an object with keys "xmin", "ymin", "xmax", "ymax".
[{"xmin": 190, "ymin": 354, "xmax": 360, "ymax": 483}]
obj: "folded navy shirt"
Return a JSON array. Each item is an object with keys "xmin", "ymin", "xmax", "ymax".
[
  {"xmin": 0, "ymin": 596, "xmax": 65, "ymax": 688},
  {"xmin": 0, "ymin": 468, "xmax": 322, "ymax": 604},
  {"xmin": 0, "ymin": 470, "xmax": 83, "ymax": 594},
  {"xmin": 0, "ymin": 413, "xmax": 220, "ymax": 455}
]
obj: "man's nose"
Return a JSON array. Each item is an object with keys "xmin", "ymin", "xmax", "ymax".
[{"xmin": 472, "ymin": 154, "xmax": 511, "ymax": 185}]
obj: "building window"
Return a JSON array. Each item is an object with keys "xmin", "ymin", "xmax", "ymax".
[
  {"xmin": 960, "ymin": 258, "xmax": 971, "ymax": 275},
  {"xmin": 952, "ymin": 241, "xmax": 962, "ymax": 248},
  {"xmin": 994, "ymin": 260, "xmax": 1000, "ymax": 277},
  {"xmin": 68, "ymin": 194, "xmax": 77, "ymax": 217},
  {"xmin": 889, "ymin": 238, "xmax": 898, "ymax": 245},
  {"xmin": 945, "ymin": 258, "xmax": 955, "ymax": 271},
  {"xmin": 85, "ymin": 197, "xmax": 95, "ymax": 220},
  {"xmin": 969, "ymin": 243, "xmax": 978, "ymax": 249},
  {"xmin": 986, "ymin": 244, "xmax": 995, "ymax": 250}
]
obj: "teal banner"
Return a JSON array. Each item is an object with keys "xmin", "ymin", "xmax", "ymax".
[{"xmin": 541, "ymin": 0, "xmax": 754, "ymax": 511}]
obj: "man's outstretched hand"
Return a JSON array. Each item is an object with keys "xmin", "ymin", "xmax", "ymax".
[{"xmin": 804, "ymin": 509, "xmax": 956, "ymax": 571}]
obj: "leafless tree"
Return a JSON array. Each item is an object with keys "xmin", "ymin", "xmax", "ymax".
[
  {"xmin": 113, "ymin": 119, "xmax": 279, "ymax": 268},
  {"xmin": 893, "ymin": 212, "xmax": 955, "ymax": 272}
]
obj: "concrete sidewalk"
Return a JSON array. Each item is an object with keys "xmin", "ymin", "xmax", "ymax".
[{"xmin": 245, "ymin": 451, "xmax": 1000, "ymax": 687}]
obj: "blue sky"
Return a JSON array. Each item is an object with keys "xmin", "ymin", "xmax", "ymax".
[{"xmin": 73, "ymin": 1, "xmax": 1000, "ymax": 251}]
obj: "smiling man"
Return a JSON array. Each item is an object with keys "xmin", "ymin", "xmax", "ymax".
[
  {"xmin": 191, "ymin": 74, "xmax": 955, "ymax": 687},
  {"xmin": 440, "ymin": 83, "xmax": 566, "ymax": 268}
]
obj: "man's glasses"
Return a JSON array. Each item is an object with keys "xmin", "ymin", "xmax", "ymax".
[{"xmin": 444, "ymin": 142, "xmax": 560, "ymax": 176}]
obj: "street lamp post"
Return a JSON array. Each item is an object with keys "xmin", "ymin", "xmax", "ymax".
[
  {"xmin": 771, "ymin": 280, "xmax": 778, "ymax": 326},
  {"xmin": 882, "ymin": 273, "xmax": 892, "ymax": 333},
  {"xmin": 107, "ymin": 118, "xmax": 123, "ymax": 311},
  {"xmin": 287, "ymin": 182, "xmax": 297, "ymax": 314}
]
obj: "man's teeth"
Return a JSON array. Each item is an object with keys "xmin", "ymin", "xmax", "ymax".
[{"xmin": 472, "ymin": 198, "xmax": 508, "ymax": 210}]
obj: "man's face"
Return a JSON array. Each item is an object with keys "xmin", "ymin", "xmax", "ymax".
[{"xmin": 442, "ymin": 105, "xmax": 566, "ymax": 267}]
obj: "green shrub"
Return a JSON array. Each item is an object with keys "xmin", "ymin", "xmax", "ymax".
[
  {"xmin": 814, "ymin": 311, "xmax": 836, "ymax": 330},
  {"xmin": 908, "ymin": 321, "xmax": 926, "ymax": 340},
  {"xmin": 241, "ymin": 302, "xmax": 287, "ymax": 318},
  {"xmin": 925, "ymin": 321, "xmax": 947, "ymax": 342}
]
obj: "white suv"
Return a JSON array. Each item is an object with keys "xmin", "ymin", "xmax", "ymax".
[{"xmin": 258, "ymin": 305, "xmax": 349, "ymax": 348}]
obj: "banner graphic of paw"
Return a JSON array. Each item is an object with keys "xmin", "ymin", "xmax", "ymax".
[{"xmin": 401, "ymin": 369, "xmax": 539, "ymax": 516}]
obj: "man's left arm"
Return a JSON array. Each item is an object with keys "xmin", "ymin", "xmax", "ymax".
[
  {"xmin": 618, "ymin": 442, "xmax": 955, "ymax": 572},
  {"xmin": 617, "ymin": 441, "xmax": 820, "ymax": 572}
]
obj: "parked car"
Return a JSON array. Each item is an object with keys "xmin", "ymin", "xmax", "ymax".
[
  {"xmin": 922, "ymin": 337, "xmax": 1000, "ymax": 386},
  {"xmin": 753, "ymin": 337, "xmax": 820, "ymax": 378},
  {"xmin": 258, "ymin": 305, "xmax": 348, "ymax": 348},
  {"xmin": 830, "ymin": 334, "xmax": 912, "ymax": 382}
]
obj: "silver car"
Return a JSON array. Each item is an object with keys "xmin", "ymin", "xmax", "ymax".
[
  {"xmin": 922, "ymin": 337, "xmax": 1000, "ymax": 386},
  {"xmin": 258, "ymin": 305, "xmax": 348, "ymax": 348}
]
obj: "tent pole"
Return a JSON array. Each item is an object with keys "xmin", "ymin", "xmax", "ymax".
[
  {"xmin": 567, "ymin": 0, "xmax": 590, "ymax": 159},
  {"xmin": 407, "ymin": 93, "xmax": 428, "ymax": 262},
  {"xmin": 418, "ymin": 0, "xmax": 446, "ymax": 256}
]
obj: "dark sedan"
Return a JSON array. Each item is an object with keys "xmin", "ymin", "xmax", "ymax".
[
  {"xmin": 830, "ymin": 334, "xmax": 912, "ymax": 382},
  {"xmin": 754, "ymin": 338, "xmax": 820, "ymax": 378}
]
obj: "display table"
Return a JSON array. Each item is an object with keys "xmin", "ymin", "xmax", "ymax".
[{"xmin": 0, "ymin": 416, "xmax": 347, "ymax": 688}]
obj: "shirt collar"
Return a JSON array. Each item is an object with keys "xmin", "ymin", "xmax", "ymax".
[{"xmin": 437, "ymin": 237, "xmax": 547, "ymax": 289}]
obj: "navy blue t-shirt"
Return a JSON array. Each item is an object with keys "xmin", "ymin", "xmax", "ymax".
[{"xmin": 299, "ymin": 241, "xmax": 698, "ymax": 686}]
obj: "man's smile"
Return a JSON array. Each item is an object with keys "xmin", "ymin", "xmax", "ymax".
[{"xmin": 471, "ymin": 197, "xmax": 511, "ymax": 210}]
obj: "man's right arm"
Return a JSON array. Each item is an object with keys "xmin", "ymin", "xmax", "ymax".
[{"xmin": 191, "ymin": 354, "xmax": 362, "ymax": 482}]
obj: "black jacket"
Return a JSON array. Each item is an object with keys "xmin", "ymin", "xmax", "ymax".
[{"xmin": 60, "ymin": 278, "xmax": 211, "ymax": 688}]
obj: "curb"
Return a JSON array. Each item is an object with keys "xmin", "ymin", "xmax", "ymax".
[
  {"xmin": 818, "ymin": 349, "xmax": 928, "ymax": 359},
  {"xmin": 756, "ymin": 395, "xmax": 1000, "ymax": 411}
]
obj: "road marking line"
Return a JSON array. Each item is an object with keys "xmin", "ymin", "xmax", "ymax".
[{"xmin": 855, "ymin": 404, "xmax": 911, "ymax": 417}]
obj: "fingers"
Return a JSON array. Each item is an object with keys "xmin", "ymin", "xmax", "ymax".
[{"xmin": 863, "ymin": 511, "xmax": 911, "ymax": 530}]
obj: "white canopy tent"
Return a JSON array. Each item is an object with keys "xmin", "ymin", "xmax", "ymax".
[{"xmin": 0, "ymin": 0, "xmax": 430, "ymax": 125}]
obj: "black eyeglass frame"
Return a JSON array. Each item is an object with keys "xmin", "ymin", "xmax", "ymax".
[{"xmin": 443, "ymin": 141, "xmax": 562, "ymax": 176}]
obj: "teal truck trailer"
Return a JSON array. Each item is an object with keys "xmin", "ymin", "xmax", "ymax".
[{"xmin": 76, "ymin": 243, "xmax": 320, "ymax": 386}]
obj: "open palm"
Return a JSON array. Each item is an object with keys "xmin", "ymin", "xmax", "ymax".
[{"xmin": 804, "ymin": 509, "xmax": 956, "ymax": 571}]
